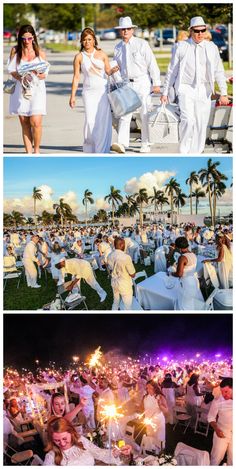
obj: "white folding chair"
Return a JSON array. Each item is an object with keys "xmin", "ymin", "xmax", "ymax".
[
  {"xmin": 125, "ymin": 423, "xmax": 135, "ymax": 440},
  {"xmin": 154, "ymin": 247, "xmax": 167, "ymax": 273},
  {"xmin": 194, "ymin": 408, "xmax": 210, "ymax": 437},
  {"xmin": 140, "ymin": 435, "xmax": 159, "ymax": 456},
  {"xmin": 173, "ymin": 406, "xmax": 191, "ymax": 434},
  {"xmin": 3, "ymin": 272, "xmax": 22, "ymax": 291},
  {"xmin": 174, "ymin": 442, "xmax": 210, "ymax": 466},
  {"xmin": 132, "ymin": 271, "xmax": 148, "ymax": 299}
]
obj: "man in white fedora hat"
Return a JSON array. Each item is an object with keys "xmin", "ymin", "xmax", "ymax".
[
  {"xmin": 161, "ymin": 16, "xmax": 229, "ymax": 154},
  {"xmin": 111, "ymin": 16, "xmax": 161, "ymax": 154}
]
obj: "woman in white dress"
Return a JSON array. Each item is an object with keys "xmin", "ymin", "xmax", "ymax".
[
  {"xmin": 44, "ymin": 416, "xmax": 131, "ymax": 465},
  {"xmin": 142, "ymin": 380, "xmax": 168, "ymax": 452},
  {"xmin": 171, "ymin": 236, "xmax": 204, "ymax": 309},
  {"xmin": 69, "ymin": 28, "xmax": 119, "ymax": 153},
  {"xmin": 7, "ymin": 24, "xmax": 48, "ymax": 154},
  {"xmin": 203, "ymin": 234, "xmax": 233, "ymax": 289},
  {"xmin": 185, "ymin": 374, "xmax": 204, "ymax": 428}
]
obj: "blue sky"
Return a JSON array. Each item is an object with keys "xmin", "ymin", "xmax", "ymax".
[
  {"xmin": 4, "ymin": 156, "xmax": 233, "ymax": 217},
  {"xmin": 4, "ymin": 156, "xmax": 233, "ymax": 197}
]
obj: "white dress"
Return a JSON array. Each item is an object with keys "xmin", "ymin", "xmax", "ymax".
[
  {"xmin": 177, "ymin": 252, "xmax": 204, "ymax": 309},
  {"xmin": 81, "ymin": 50, "xmax": 112, "ymax": 153},
  {"xmin": 43, "ymin": 436, "xmax": 120, "ymax": 466},
  {"xmin": 217, "ymin": 245, "xmax": 233, "ymax": 289},
  {"xmin": 143, "ymin": 394, "xmax": 166, "ymax": 446},
  {"xmin": 7, "ymin": 55, "xmax": 47, "ymax": 116}
]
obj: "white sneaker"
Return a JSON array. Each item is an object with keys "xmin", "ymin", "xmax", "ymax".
[
  {"xmin": 100, "ymin": 291, "xmax": 107, "ymax": 302},
  {"xmin": 99, "ymin": 267, "xmax": 106, "ymax": 272},
  {"xmin": 32, "ymin": 284, "xmax": 41, "ymax": 288},
  {"xmin": 140, "ymin": 143, "xmax": 151, "ymax": 153},
  {"xmin": 111, "ymin": 142, "xmax": 126, "ymax": 154}
]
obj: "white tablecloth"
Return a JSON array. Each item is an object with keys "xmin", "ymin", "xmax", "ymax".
[{"xmin": 137, "ymin": 272, "xmax": 179, "ymax": 310}]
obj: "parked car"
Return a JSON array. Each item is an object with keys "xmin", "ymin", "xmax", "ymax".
[
  {"xmin": 154, "ymin": 28, "xmax": 177, "ymax": 46},
  {"xmin": 210, "ymin": 30, "xmax": 229, "ymax": 61},
  {"xmin": 100, "ymin": 28, "xmax": 117, "ymax": 40}
]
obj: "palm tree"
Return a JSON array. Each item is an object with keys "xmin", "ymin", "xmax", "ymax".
[
  {"xmin": 210, "ymin": 174, "xmax": 227, "ymax": 225},
  {"xmin": 192, "ymin": 187, "xmax": 205, "ymax": 214},
  {"xmin": 134, "ymin": 188, "xmax": 149, "ymax": 228},
  {"xmin": 173, "ymin": 191, "xmax": 187, "ymax": 214},
  {"xmin": 53, "ymin": 198, "xmax": 73, "ymax": 227},
  {"xmin": 149, "ymin": 187, "xmax": 163, "ymax": 215},
  {"xmin": 125, "ymin": 195, "xmax": 135, "ymax": 217},
  {"xmin": 41, "ymin": 210, "xmax": 54, "ymax": 226},
  {"xmin": 198, "ymin": 158, "xmax": 221, "ymax": 226},
  {"xmin": 82, "ymin": 189, "xmax": 94, "ymax": 228},
  {"xmin": 3, "ymin": 213, "xmax": 14, "ymax": 227},
  {"xmin": 104, "ymin": 186, "xmax": 123, "ymax": 226},
  {"xmin": 158, "ymin": 193, "xmax": 169, "ymax": 212},
  {"xmin": 11, "ymin": 210, "xmax": 25, "ymax": 228},
  {"xmin": 164, "ymin": 178, "xmax": 180, "ymax": 223},
  {"xmin": 32, "ymin": 187, "xmax": 42, "ymax": 226},
  {"xmin": 185, "ymin": 171, "xmax": 199, "ymax": 215}
]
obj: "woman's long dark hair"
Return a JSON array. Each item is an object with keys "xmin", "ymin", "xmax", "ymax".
[
  {"xmin": 15, "ymin": 25, "xmax": 39, "ymax": 64},
  {"xmin": 80, "ymin": 28, "xmax": 100, "ymax": 51},
  {"xmin": 145, "ymin": 379, "xmax": 164, "ymax": 397}
]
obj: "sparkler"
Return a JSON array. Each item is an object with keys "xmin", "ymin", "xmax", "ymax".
[
  {"xmin": 100, "ymin": 403, "xmax": 124, "ymax": 463},
  {"xmin": 88, "ymin": 346, "xmax": 103, "ymax": 369}
]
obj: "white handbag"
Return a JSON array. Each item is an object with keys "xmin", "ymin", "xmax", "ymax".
[
  {"xmin": 148, "ymin": 104, "xmax": 180, "ymax": 144},
  {"xmin": 108, "ymin": 76, "xmax": 142, "ymax": 118}
]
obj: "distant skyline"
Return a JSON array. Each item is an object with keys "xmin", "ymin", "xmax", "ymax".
[{"xmin": 4, "ymin": 157, "xmax": 233, "ymax": 218}]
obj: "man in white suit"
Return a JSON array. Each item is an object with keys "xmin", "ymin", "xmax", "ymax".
[
  {"xmin": 161, "ymin": 16, "xmax": 229, "ymax": 154},
  {"xmin": 112, "ymin": 16, "xmax": 161, "ymax": 154}
]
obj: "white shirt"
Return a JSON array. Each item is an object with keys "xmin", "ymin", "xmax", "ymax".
[
  {"xmin": 207, "ymin": 396, "xmax": 232, "ymax": 437},
  {"xmin": 64, "ymin": 258, "xmax": 93, "ymax": 279},
  {"xmin": 114, "ymin": 36, "xmax": 161, "ymax": 85},
  {"xmin": 78, "ymin": 385, "xmax": 94, "ymax": 411},
  {"xmin": 107, "ymin": 249, "xmax": 135, "ymax": 291},
  {"xmin": 182, "ymin": 39, "xmax": 209, "ymax": 86},
  {"xmin": 23, "ymin": 240, "xmax": 38, "ymax": 262}
]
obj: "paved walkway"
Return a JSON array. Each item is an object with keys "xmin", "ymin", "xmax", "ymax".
[{"xmin": 3, "ymin": 44, "xmax": 232, "ymax": 155}]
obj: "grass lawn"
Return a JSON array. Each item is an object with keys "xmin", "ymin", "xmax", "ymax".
[{"xmin": 4, "ymin": 261, "xmax": 154, "ymax": 311}]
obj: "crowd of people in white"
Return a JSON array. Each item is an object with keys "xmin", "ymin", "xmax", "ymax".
[
  {"xmin": 4, "ymin": 358, "xmax": 232, "ymax": 465},
  {"xmin": 3, "ymin": 221, "xmax": 233, "ymax": 310}
]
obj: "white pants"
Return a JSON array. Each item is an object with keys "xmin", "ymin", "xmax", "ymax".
[
  {"xmin": 178, "ymin": 84, "xmax": 211, "ymax": 154},
  {"xmin": 23, "ymin": 259, "xmax": 38, "ymax": 287},
  {"xmin": 73, "ymin": 274, "xmax": 105, "ymax": 300},
  {"xmin": 210, "ymin": 432, "xmax": 232, "ymax": 465},
  {"xmin": 117, "ymin": 76, "xmax": 152, "ymax": 147},
  {"xmin": 128, "ymin": 247, "xmax": 139, "ymax": 264},
  {"xmin": 112, "ymin": 285, "xmax": 133, "ymax": 310}
]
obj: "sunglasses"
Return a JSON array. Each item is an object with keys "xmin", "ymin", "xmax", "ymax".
[
  {"xmin": 121, "ymin": 28, "xmax": 132, "ymax": 31},
  {"xmin": 192, "ymin": 28, "xmax": 206, "ymax": 34},
  {"xmin": 21, "ymin": 36, "xmax": 34, "ymax": 41}
]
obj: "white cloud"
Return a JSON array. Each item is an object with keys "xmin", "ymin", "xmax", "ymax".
[
  {"xmin": 124, "ymin": 170, "xmax": 176, "ymax": 195},
  {"xmin": 95, "ymin": 198, "xmax": 110, "ymax": 211}
]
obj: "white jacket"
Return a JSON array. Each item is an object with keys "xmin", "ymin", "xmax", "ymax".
[{"xmin": 162, "ymin": 39, "xmax": 227, "ymax": 97}]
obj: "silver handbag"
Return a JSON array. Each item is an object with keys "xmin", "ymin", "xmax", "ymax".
[
  {"xmin": 108, "ymin": 76, "xmax": 142, "ymax": 119},
  {"xmin": 4, "ymin": 78, "xmax": 16, "ymax": 94},
  {"xmin": 148, "ymin": 104, "xmax": 180, "ymax": 144}
]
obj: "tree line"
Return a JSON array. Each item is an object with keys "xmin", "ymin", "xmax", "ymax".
[{"xmin": 4, "ymin": 159, "xmax": 230, "ymax": 229}]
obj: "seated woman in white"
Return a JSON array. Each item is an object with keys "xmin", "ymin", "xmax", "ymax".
[
  {"xmin": 171, "ymin": 236, "xmax": 204, "ymax": 308},
  {"xmin": 203, "ymin": 234, "xmax": 232, "ymax": 289},
  {"xmin": 44, "ymin": 416, "xmax": 131, "ymax": 466}
]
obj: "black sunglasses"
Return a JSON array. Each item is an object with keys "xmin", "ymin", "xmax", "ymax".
[{"xmin": 192, "ymin": 28, "xmax": 206, "ymax": 34}]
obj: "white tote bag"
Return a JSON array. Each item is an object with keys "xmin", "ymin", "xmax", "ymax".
[
  {"xmin": 148, "ymin": 104, "xmax": 180, "ymax": 144},
  {"xmin": 107, "ymin": 76, "xmax": 142, "ymax": 118}
]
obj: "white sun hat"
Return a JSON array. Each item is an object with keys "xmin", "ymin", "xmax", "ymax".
[
  {"xmin": 115, "ymin": 16, "xmax": 138, "ymax": 30},
  {"xmin": 189, "ymin": 16, "xmax": 206, "ymax": 30}
]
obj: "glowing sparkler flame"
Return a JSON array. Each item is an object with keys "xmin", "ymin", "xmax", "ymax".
[
  {"xmin": 136, "ymin": 413, "xmax": 157, "ymax": 430},
  {"xmin": 100, "ymin": 404, "xmax": 124, "ymax": 422},
  {"xmin": 88, "ymin": 346, "xmax": 103, "ymax": 368}
]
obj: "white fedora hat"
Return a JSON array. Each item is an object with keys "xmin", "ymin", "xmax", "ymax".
[
  {"xmin": 115, "ymin": 16, "xmax": 137, "ymax": 30},
  {"xmin": 189, "ymin": 16, "xmax": 206, "ymax": 30}
]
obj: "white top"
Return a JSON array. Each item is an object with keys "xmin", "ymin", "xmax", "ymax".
[
  {"xmin": 43, "ymin": 436, "xmax": 120, "ymax": 466},
  {"xmin": 78, "ymin": 385, "xmax": 94, "ymax": 411},
  {"xmin": 207, "ymin": 396, "xmax": 232, "ymax": 437},
  {"xmin": 81, "ymin": 50, "xmax": 107, "ymax": 90},
  {"xmin": 107, "ymin": 249, "xmax": 135, "ymax": 291},
  {"xmin": 64, "ymin": 258, "xmax": 93, "ymax": 279},
  {"xmin": 181, "ymin": 252, "xmax": 197, "ymax": 277},
  {"xmin": 114, "ymin": 36, "xmax": 161, "ymax": 85},
  {"xmin": 8, "ymin": 54, "xmax": 47, "ymax": 116},
  {"xmin": 23, "ymin": 241, "xmax": 38, "ymax": 262},
  {"xmin": 182, "ymin": 38, "xmax": 209, "ymax": 86}
]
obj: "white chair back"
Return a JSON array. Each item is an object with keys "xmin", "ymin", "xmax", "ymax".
[
  {"xmin": 203, "ymin": 263, "xmax": 219, "ymax": 289},
  {"xmin": 132, "ymin": 271, "xmax": 148, "ymax": 299},
  {"xmin": 174, "ymin": 442, "xmax": 210, "ymax": 466}
]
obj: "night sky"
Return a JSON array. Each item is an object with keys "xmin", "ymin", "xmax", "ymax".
[{"xmin": 4, "ymin": 314, "xmax": 232, "ymax": 368}]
